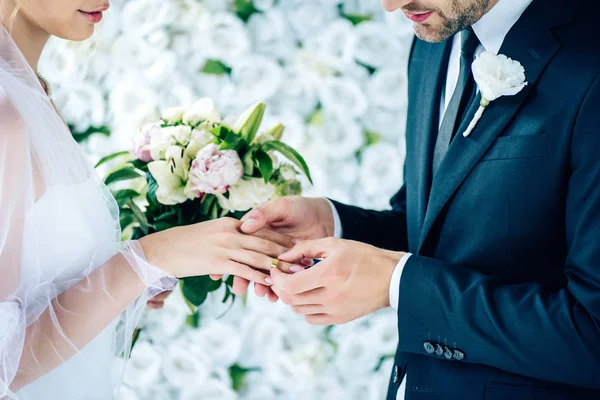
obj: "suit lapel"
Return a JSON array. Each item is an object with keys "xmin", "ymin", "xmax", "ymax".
[
  {"xmin": 413, "ymin": 40, "xmax": 452, "ymax": 233},
  {"xmin": 417, "ymin": 0, "xmax": 573, "ymax": 253}
]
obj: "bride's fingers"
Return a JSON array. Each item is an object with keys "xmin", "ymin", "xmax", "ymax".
[
  {"xmin": 232, "ymin": 276, "xmax": 251, "ymax": 295},
  {"xmin": 231, "ymin": 249, "xmax": 299, "ymax": 273},
  {"xmin": 227, "ymin": 261, "xmax": 272, "ymax": 286},
  {"xmin": 252, "ymin": 228, "xmax": 296, "ymax": 249},
  {"xmin": 239, "ymin": 235, "xmax": 289, "ymax": 258},
  {"xmin": 209, "ymin": 274, "xmax": 223, "ymax": 281},
  {"xmin": 254, "ymin": 282, "xmax": 269, "ymax": 297},
  {"xmin": 267, "ymin": 288, "xmax": 279, "ymax": 303}
]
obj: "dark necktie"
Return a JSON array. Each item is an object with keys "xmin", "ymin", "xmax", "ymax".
[{"xmin": 432, "ymin": 28, "xmax": 480, "ymax": 176}]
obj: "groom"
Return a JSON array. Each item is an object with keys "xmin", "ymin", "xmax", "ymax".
[{"xmin": 239, "ymin": 0, "xmax": 600, "ymax": 399}]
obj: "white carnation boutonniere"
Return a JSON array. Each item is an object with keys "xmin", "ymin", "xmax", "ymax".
[{"xmin": 463, "ymin": 52, "xmax": 528, "ymax": 137}]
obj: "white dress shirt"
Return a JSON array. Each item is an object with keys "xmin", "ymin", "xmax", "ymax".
[{"xmin": 327, "ymin": 0, "xmax": 533, "ymax": 396}]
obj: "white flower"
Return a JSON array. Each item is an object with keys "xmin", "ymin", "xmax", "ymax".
[
  {"xmin": 184, "ymin": 128, "xmax": 216, "ymax": 159},
  {"xmin": 193, "ymin": 320, "xmax": 242, "ymax": 367},
  {"xmin": 123, "ymin": 341, "xmax": 163, "ymax": 390},
  {"xmin": 120, "ymin": 0, "xmax": 177, "ymax": 38},
  {"xmin": 354, "ymin": 21, "xmax": 404, "ymax": 68},
  {"xmin": 367, "ymin": 68, "xmax": 408, "ymax": 111},
  {"xmin": 463, "ymin": 52, "xmax": 527, "ymax": 137},
  {"xmin": 359, "ymin": 143, "xmax": 404, "ymax": 197},
  {"xmin": 269, "ymin": 66, "xmax": 319, "ymax": 118},
  {"xmin": 472, "ymin": 52, "xmax": 527, "ymax": 102},
  {"xmin": 131, "ymin": 122, "xmax": 159, "ymax": 162},
  {"xmin": 186, "ymin": 144, "xmax": 244, "ymax": 197},
  {"xmin": 238, "ymin": 314, "xmax": 288, "ymax": 368},
  {"xmin": 309, "ymin": 110, "xmax": 365, "ymax": 160},
  {"xmin": 231, "ymin": 55, "xmax": 283, "ymax": 103},
  {"xmin": 217, "ymin": 178, "xmax": 276, "ymax": 213},
  {"xmin": 346, "ymin": 379, "xmax": 384, "ymax": 400},
  {"xmin": 162, "ymin": 342, "xmax": 211, "ymax": 389},
  {"xmin": 253, "ymin": 0, "xmax": 275, "ymax": 11},
  {"xmin": 147, "ymin": 146, "xmax": 190, "ymax": 205},
  {"xmin": 52, "ymin": 81, "xmax": 105, "ymax": 132},
  {"xmin": 197, "ymin": 13, "xmax": 251, "ymax": 65},
  {"xmin": 180, "ymin": 378, "xmax": 237, "ymax": 400},
  {"xmin": 182, "ymin": 98, "xmax": 222, "ymax": 126},
  {"xmin": 334, "ymin": 333, "xmax": 381, "ymax": 377},
  {"xmin": 319, "ymin": 77, "xmax": 368, "ymax": 118},
  {"xmin": 247, "ymin": 10, "xmax": 295, "ymax": 62},
  {"xmin": 117, "ymin": 386, "xmax": 140, "ymax": 400},
  {"xmin": 149, "ymin": 126, "xmax": 191, "ymax": 159},
  {"xmin": 304, "ymin": 20, "xmax": 357, "ymax": 70},
  {"xmin": 161, "ymin": 107, "xmax": 186, "ymax": 124},
  {"xmin": 279, "ymin": 0, "xmax": 339, "ymax": 40},
  {"xmin": 361, "ymin": 105, "xmax": 407, "ymax": 142}
]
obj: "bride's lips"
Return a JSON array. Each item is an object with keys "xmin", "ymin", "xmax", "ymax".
[
  {"xmin": 404, "ymin": 11, "xmax": 433, "ymax": 23},
  {"xmin": 78, "ymin": 5, "xmax": 109, "ymax": 24}
]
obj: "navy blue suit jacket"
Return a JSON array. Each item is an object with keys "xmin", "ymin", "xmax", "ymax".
[{"xmin": 332, "ymin": 0, "xmax": 600, "ymax": 398}]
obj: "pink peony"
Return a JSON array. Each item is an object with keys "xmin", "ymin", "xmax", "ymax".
[
  {"xmin": 131, "ymin": 123, "xmax": 159, "ymax": 162},
  {"xmin": 186, "ymin": 144, "xmax": 244, "ymax": 196}
]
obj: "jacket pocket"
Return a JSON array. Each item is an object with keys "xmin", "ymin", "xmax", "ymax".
[{"xmin": 481, "ymin": 133, "xmax": 548, "ymax": 161}]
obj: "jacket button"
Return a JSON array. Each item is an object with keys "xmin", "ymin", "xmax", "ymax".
[
  {"xmin": 443, "ymin": 347, "xmax": 453, "ymax": 360},
  {"xmin": 423, "ymin": 342, "xmax": 435, "ymax": 354},
  {"xmin": 453, "ymin": 350, "xmax": 465, "ymax": 361},
  {"xmin": 393, "ymin": 366, "xmax": 399, "ymax": 383},
  {"xmin": 434, "ymin": 344, "xmax": 444, "ymax": 356}
]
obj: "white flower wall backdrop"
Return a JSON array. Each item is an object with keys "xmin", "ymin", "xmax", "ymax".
[{"xmin": 39, "ymin": 1, "xmax": 413, "ymax": 398}]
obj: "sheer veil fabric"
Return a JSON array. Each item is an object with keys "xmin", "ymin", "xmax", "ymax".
[{"xmin": 0, "ymin": 26, "xmax": 177, "ymax": 399}]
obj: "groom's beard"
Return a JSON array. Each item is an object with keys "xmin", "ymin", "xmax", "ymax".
[{"xmin": 407, "ymin": 0, "xmax": 494, "ymax": 42}]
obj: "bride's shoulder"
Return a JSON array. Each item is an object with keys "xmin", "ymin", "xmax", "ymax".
[{"xmin": 0, "ymin": 83, "xmax": 27, "ymax": 136}]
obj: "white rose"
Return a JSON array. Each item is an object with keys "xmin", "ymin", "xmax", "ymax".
[
  {"xmin": 180, "ymin": 378, "xmax": 237, "ymax": 400},
  {"xmin": 121, "ymin": 0, "xmax": 177, "ymax": 38},
  {"xmin": 184, "ymin": 128, "xmax": 216, "ymax": 159},
  {"xmin": 217, "ymin": 178, "xmax": 276, "ymax": 213},
  {"xmin": 117, "ymin": 386, "xmax": 140, "ymax": 400},
  {"xmin": 384, "ymin": 7, "xmax": 419, "ymax": 43},
  {"xmin": 162, "ymin": 342, "xmax": 211, "ymax": 389},
  {"xmin": 346, "ymin": 379, "xmax": 384, "ymax": 400},
  {"xmin": 253, "ymin": 0, "xmax": 275, "ymax": 11},
  {"xmin": 193, "ymin": 320, "xmax": 242, "ymax": 367},
  {"xmin": 279, "ymin": 0, "xmax": 339, "ymax": 40},
  {"xmin": 123, "ymin": 341, "xmax": 163, "ymax": 390},
  {"xmin": 109, "ymin": 76, "xmax": 159, "ymax": 135},
  {"xmin": 304, "ymin": 20, "xmax": 357, "ymax": 71},
  {"xmin": 472, "ymin": 51, "xmax": 528, "ymax": 102},
  {"xmin": 247, "ymin": 10, "xmax": 295, "ymax": 62},
  {"xmin": 197, "ymin": 13, "xmax": 251, "ymax": 66},
  {"xmin": 359, "ymin": 143, "xmax": 404, "ymax": 198},
  {"xmin": 367, "ymin": 68, "xmax": 408, "ymax": 111},
  {"xmin": 309, "ymin": 110, "xmax": 365, "ymax": 160},
  {"xmin": 238, "ymin": 314, "xmax": 288, "ymax": 368},
  {"xmin": 269, "ymin": 66, "xmax": 319, "ymax": 118},
  {"xmin": 291, "ymin": 375, "xmax": 345, "ymax": 400},
  {"xmin": 319, "ymin": 77, "xmax": 368, "ymax": 118},
  {"xmin": 161, "ymin": 107, "xmax": 186, "ymax": 124},
  {"xmin": 354, "ymin": 21, "xmax": 404, "ymax": 68},
  {"xmin": 37, "ymin": 38, "xmax": 79, "ymax": 85},
  {"xmin": 334, "ymin": 333, "xmax": 381, "ymax": 377},
  {"xmin": 361, "ymin": 105, "xmax": 407, "ymax": 142},
  {"xmin": 182, "ymin": 97, "xmax": 222, "ymax": 126},
  {"xmin": 52, "ymin": 81, "xmax": 105, "ymax": 132},
  {"xmin": 231, "ymin": 55, "xmax": 283, "ymax": 104}
]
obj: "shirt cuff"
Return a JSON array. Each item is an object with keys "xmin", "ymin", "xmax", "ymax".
[
  {"xmin": 389, "ymin": 253, "xmax": 412, "ymax": 310},
  {"xmin": 325, "ymin": 199, "xmax": 343, "ymax": 238}
]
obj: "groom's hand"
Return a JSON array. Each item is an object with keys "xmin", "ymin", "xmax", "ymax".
[
  {"xmin": 270, "ymin": 238, "xmax": 404, "ymax": 325},
  {"xmin": 222, "ymin": 197, "xmax": 336, "ymax": 300}
]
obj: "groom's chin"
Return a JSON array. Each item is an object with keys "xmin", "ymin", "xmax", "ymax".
[{"xmin": 413, "ymin": 22, "xmax": 455, "ymax": 43}]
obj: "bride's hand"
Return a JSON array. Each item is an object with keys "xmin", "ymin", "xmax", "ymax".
[{"xmin": 140, "ymin": 217, "xmax": 294, "ymax": 284}]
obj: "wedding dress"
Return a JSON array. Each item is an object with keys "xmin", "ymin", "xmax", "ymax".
[{"xmin": 0, "ymin": 26, "xmax": 177, "ymax": 399}]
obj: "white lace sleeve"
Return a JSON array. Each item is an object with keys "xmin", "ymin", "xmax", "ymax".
[{"xmin": 0, "ymin": 28, "xmax": 177, "ymax": 399}]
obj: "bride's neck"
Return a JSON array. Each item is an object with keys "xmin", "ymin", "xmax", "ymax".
[{"xmin": 1, "ymin": 13, "xmax": 50, "ymax": 73}]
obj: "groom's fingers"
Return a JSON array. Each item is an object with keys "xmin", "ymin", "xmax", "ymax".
[
  {"xmin": 270, "ymin": 265, "xmax": 323, "ymax": 295},
  {"xmin": 278, "ymin": 238, "xmax": 336, "ymax": 263},
  {"xmin": 232, "ymin": 276, "xmax": 251, "ymax": 295},
  {"xmin": 252, "ymin": 228, "xmax": 296, "ymax": 249},
  {"xmin": 240, "ymin": 199, "xmax": 288, "ymax": 233}
]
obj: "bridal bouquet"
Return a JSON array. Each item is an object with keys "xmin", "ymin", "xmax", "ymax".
[{"xmin": 97, "ymin": 99, "xmax": 311, "ymax": 320}]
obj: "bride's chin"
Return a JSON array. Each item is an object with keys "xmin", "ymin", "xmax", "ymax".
[{"xmin": 52, "ymin": 25, "xmax": 95, "ymax": 42}]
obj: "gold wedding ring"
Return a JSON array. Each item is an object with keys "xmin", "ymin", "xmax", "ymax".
[{"xmin": 270, "ymin": 257, "xmax": 281, "ymax": 269}]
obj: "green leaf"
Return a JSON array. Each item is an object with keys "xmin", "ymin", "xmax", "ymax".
[
  {"xmin": 200, "ymin": 194, "xmax": 217, "ymax": 215},
  {"xmin": 146, "ymin": 173, "xmax": 160, "ymax": 208},
  {"xmin": 229, "ymin": 364, "xmax": 260, "ymax": 392},
  {"xmin": 254, "ymin": 150, "xmax": 273, "ymax": 183},
  {"xmin": 94, "ymin": 151, "xmax": 130, "ymax": 169},
  {"xmin": 114, "ymin": 190, "xmax": 141, "ymax": 207},
  {"xmin": 261, "ymin": 141, "xmax": 312, "ymax": 184},
  {"xmin": 69, "ymin": 124, "xmax": 111, "ymax": 143},
  {"xmin": 181, "ymin": 276, "xmax": 222, "ymax": 306},
  {"xmin": 127, "ymin": 199, "xmax": 149, "ymax": 235},
  {"xmin": 344, "ymin": 13, "xmax": 372, "ymax": 25},
  {"xmin": 185, "ymin": 311, "xmax": 200, "ymax": 328},
  {"xmin": 130, "ymin": 159, "xmax": 149, "ymax": 172},
  {"xmin": 104, "ymin": 167, "xmax": 142, "ymax": 186},
  {"xmin": 219, "ymin": 130, "xmax": 245, "ymax": 151},
  {"xmin": 202, "ymin": 59, "xmax": 232, "ymax": 75},
  {"xmin": 154, "ymin": 208, "xmax": 178, "ymax": 222},
  {"xmin": 365, "ymin": 130, "xmax": 382, "ymax": 146},
  {"xmin": 234, "ymin": 0, "xmax": 258, "ymax": 21},
  {"xmin": 119, "ymin": 208, "xmax": 135, "ymax": 231}
]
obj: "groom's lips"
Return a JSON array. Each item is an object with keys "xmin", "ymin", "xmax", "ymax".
[{"xmin": 404, "ymin": 11, "xmax": 433, "ymax": 23}]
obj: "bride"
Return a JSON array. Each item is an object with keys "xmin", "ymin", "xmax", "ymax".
[{"xmin": 0, "ymin": 1, "xmax": 292, "ymax": 398}]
